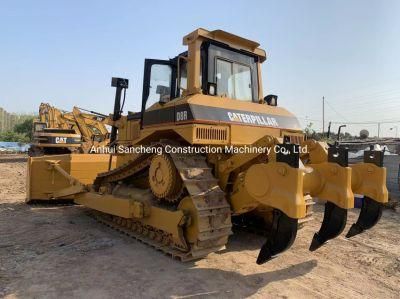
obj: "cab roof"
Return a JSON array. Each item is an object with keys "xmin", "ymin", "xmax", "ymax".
[{"xmin": 183, "ymin": 28, "xmax": 267, "ymax": 62}]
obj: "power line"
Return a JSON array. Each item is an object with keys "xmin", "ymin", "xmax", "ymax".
[
  {"xmin": 297, "ymin": 116, "xmax": 400, "ymax": 125},
  {"xmin": 324, "ymin": 100, "xmax": 350, "ymax": 122},
  {"xmin": 332, "ymin": 98, "xmax": 400, "ymax": 112},
  {"xmin": 302, "ymin": 93, "xmax": 400, "ymax": 126},
  {"xmin": 328, "ymin": 87, "xmax": 400, "ymax": 104},
  {"xmin": 330, "ymin": 119, "xmax": 400, "ymax": 125},
  {"xmin": 297, "ymin": 117, "xmax": 322, "ymax": 123}
]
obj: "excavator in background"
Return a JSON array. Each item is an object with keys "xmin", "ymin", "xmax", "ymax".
[
  {"xmin": 29, "ymin": 103, "xmax": 111, "ymax": 156},
  {"xmin": 29, "ymin": 104, "xmax": 82, "ymax": 156},
  {"xmin": 65, "ymin": 106, "xmax": 111, "ymax": 153},
  {"xmin": 26, "ymin": 28, "xmax": 388, "ymax": 264}
]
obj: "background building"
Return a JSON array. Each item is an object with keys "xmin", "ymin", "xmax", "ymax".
[{"xmin": 0, "ymin": 106, "xmax": 34, "ymax": 132}]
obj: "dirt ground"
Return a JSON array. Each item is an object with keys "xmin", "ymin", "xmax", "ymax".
[{"xmin": 0, "ymin": 154, "xmax": 399, "ymax": 299}]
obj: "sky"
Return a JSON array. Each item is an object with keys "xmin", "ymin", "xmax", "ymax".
[{"xmin": 1, "ymin": 0, "xmax": 399, "ymax": 137}]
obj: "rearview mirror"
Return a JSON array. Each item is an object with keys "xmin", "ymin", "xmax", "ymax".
[{"xmin": 264, "ymin": 94, "xmax": 278, "ymax": 106}]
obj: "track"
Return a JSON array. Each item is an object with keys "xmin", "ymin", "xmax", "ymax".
[
  {"xmin": 90, "ymin": 211, "xmax": 196, "ymax": 261},
  {"xmin": 91, "ymin": 143, "xmax": 232, "ymax": 261}
]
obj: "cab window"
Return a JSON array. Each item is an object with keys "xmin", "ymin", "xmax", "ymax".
[
  {"xmin": 205, "ymin": 43, "xmax": 258, "ymax": 101},
  {"xmin": 146, "ymin": 64, "xmax": 172, "ymax": 109},
  {"xmin": 216, "ymin": 59, "xmax": 252, "ymax": 101}
]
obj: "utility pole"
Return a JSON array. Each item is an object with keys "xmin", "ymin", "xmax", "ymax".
[{"xmin": 322, "ymin": 96, "xmax": 325, "ymax": 134}]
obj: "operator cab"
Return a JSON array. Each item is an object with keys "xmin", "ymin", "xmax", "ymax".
[
  {"xmin": 140, "ymin": 29, "xmax": 274, "ymax": 114},
  {"xmin": 33, "ymin": 121, "xmax": 47, "ymax": 132}
]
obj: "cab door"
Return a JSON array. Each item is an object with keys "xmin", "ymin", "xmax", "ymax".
[{"xmin": 141, "ymin": 59, "xmax": 176, "ymax": 127}]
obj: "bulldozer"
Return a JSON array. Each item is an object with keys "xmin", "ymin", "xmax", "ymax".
[
  {"xmin": 29, "ymin": 103, "xmax": 111, "ymax": 156},
  {"xmin": 26, "ymin": 28, "xmax": 388, "ymax": 264}
]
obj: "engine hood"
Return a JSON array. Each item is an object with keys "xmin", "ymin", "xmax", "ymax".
[{"xmin": 143, "ymin": 94, "xmax": 301, "ymax": 131}]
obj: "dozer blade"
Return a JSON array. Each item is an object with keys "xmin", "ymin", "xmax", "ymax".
[
  {"xmin": 346, "ymin": 196, "xmax": 382, "ymax": 238},
  {"xmin": 257, "ymin": 209, "xmax": 298, "ymax": 265},
  {"xmin": 347, "ymin": 149, "xmax": 387, "ymax": 238},
  {"xmin": 309, "ymin": 202, "xmax": 347, "ymax": 251}
]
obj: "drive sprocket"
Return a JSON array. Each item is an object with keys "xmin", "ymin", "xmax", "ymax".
[{"xmin": 149, "ymin": 154, "xmax": 183, "ymax": 202}]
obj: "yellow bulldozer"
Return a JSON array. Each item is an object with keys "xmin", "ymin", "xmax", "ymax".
[
  {"xmin": 26, "ymin": 28, "xmax": 388, "ymax": 264},
  {"xmin": 29, "ymin": 103, "xmax": 111, "ymax": 156}
]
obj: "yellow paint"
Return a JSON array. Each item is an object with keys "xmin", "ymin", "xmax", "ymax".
[
  {"xmin": 351, "ymin": 163, "xmax": 388, "ymax": 203},
  {"xmin": 26, "ymin": 154, "xmax": 115, "ymax": 202},
  {"xmin": 231, "ymin": 162, "xmax": 306, "ymax": 219},
  {"xmin": 304, "ymin": 163, "xmax": 354, "ymax": 209}
]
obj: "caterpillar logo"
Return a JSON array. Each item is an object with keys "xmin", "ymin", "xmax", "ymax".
[
  {"xmin": 227, "ymin": 112, "xmax": 279, "ymax": 127},
  {"xmin": 55, "ymin": 137, "xmax": 67, "ymax": 144}
]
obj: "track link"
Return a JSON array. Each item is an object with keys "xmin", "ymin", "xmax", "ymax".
[
  {"xmin": 90, "ymin": 211, "xmax": 199, "ymax": 261},
  {"xmin": 171, "ymin": 153, "xmax": 232, "ymax": 255}
]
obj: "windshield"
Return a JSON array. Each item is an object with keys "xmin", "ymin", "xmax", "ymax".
[
  {"xmin": 205, "ymin": 43, "xmax": 258, "ymax": 101},
  {"xmin": 34, "ymin": 122, "xmax": 47, "ymax": 132},
  {"xmin": 216, "ymin": 59, "xmax": 252, "ymax": 100}
]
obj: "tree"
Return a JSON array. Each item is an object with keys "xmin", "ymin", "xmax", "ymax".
[
  {"xmin": 304, "ymin": 122, "xmax": 316, "ymax": 138},
  {"xmin": 0, "ymin": 131, "xmax": 30, "ymax": 143},
  {"xmin": 13, "ymin": 117, "xmax": 34, "ymax": 140},
  {"xmin": 343, "ymin": 132, "xmax": 352, "ymax": 140}
]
